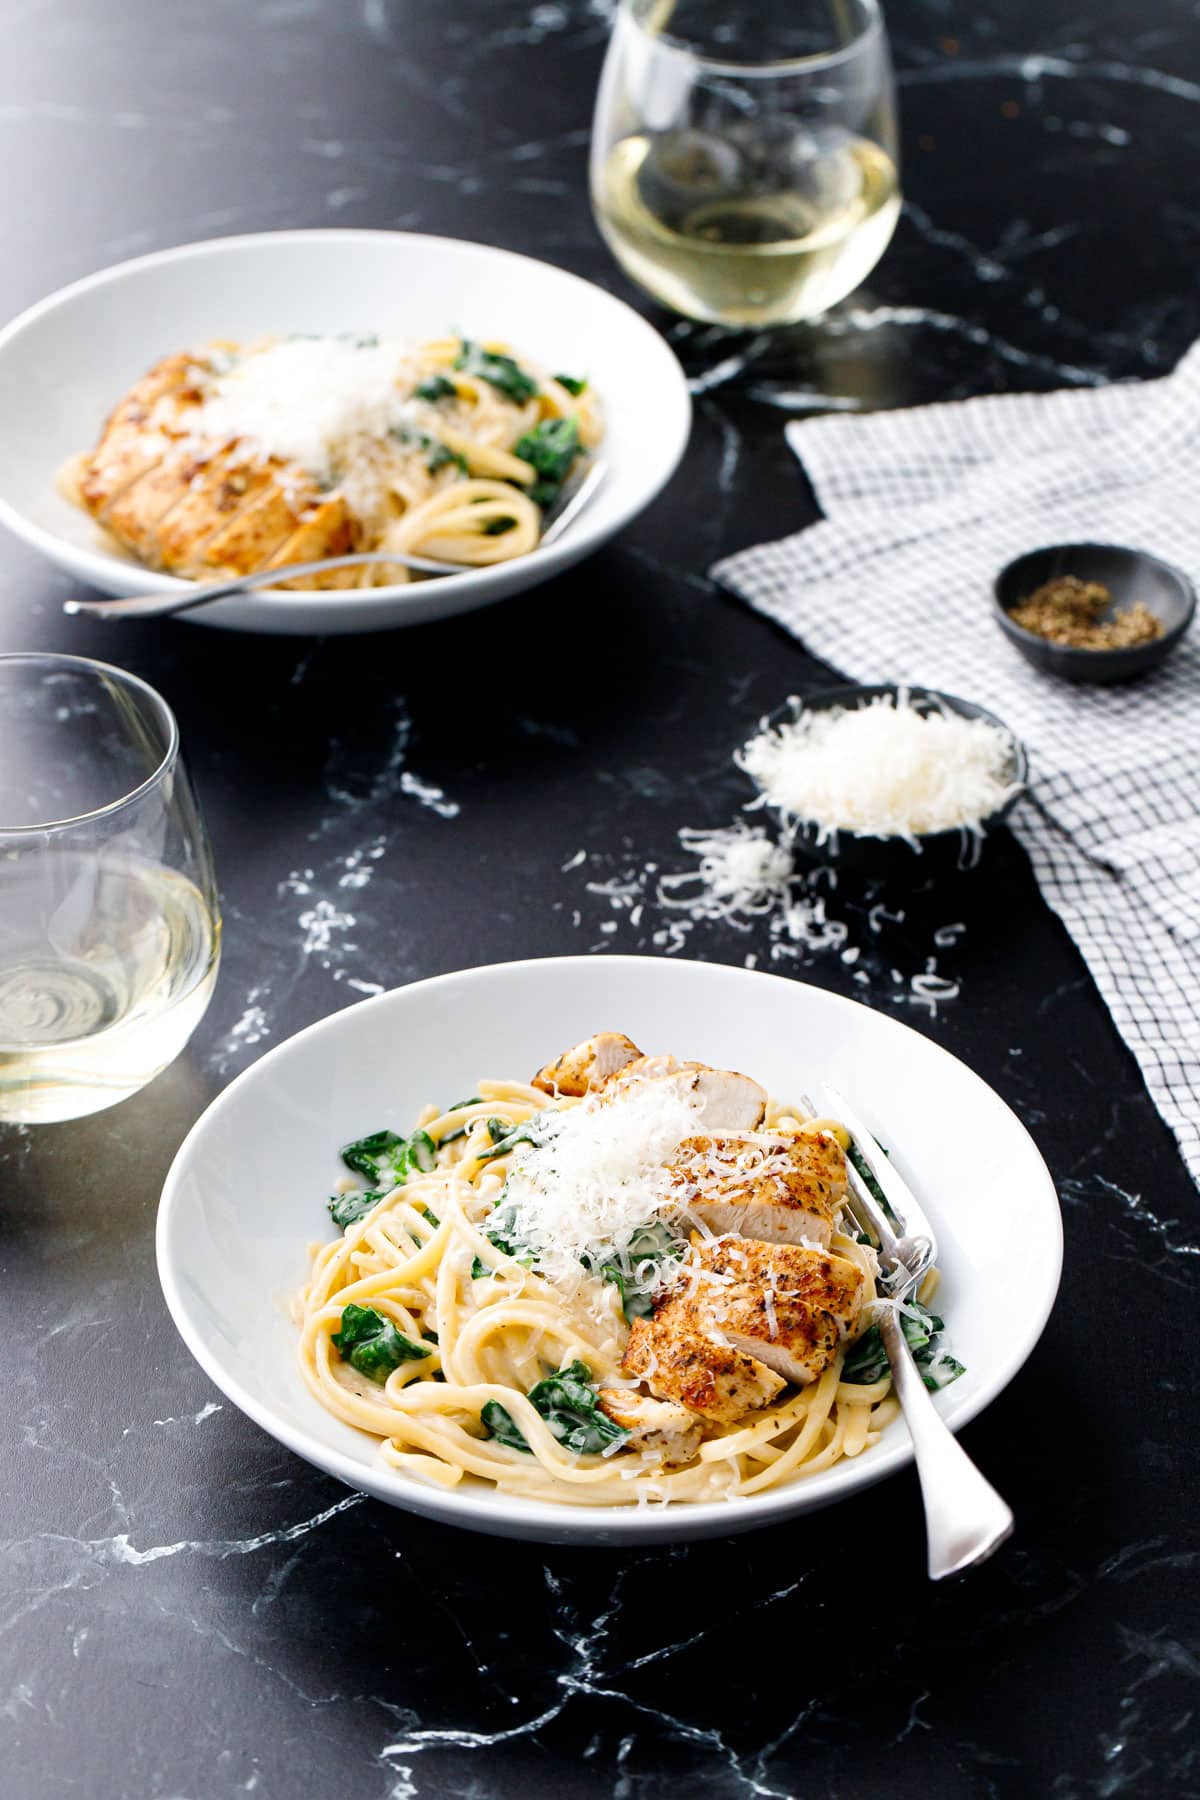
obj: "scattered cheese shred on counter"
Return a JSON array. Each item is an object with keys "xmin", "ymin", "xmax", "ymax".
[
  {"xmin": 738, "ymin": 693, "xmax": 1020, "ymax": 844},
  {"xmin": 658, "ymin": 822, "xmax": 794, "ymax": 921}
]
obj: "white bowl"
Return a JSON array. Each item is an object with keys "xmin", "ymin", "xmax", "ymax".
[
  {"xmin": 157, "ymin": 955, "xmax": 1061, "ymax": 1545},
  {"xmin": 0, "ymin": 230, "xmax": 691, "ymax": 635}
]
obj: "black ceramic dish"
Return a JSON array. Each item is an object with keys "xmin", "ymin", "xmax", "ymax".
[
  {"xmin": 994, "ymin": 542, "xmax": 1195, "ymax": 684},
  {"xmin": 747, "ymin": 685, "xmax": 1029, "ymax": 881}
]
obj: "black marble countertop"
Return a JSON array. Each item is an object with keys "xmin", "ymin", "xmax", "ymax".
[{"xmin": 3, "ymin": 2, "xmax": 1199, "ymax": 1795}]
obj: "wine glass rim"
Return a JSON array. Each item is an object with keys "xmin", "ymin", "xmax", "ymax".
[
  {"xmin": 623, "ymin": 0, "xmax": 885, "ymax": 76},
  {"xmin": 0, "ymin": 649, "xmax": 181, "ymax": 835}
]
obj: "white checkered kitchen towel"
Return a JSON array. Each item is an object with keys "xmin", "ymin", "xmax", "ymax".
[{"xmin": 714, "ymin": 344, "xmax": 1200, "ymax": 1188}]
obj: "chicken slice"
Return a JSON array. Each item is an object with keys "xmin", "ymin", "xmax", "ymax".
[
  {"xmin": 262, "ymin": 495, "xmax": 358, "ymax": 589},
  {"xmin": 78, "ymin": 352, "xmax": 204, "ymax": 520},
  {"xmin": 532, "ymin": 1032, "xmax": 642, "ymax": 1098},
  {"xmin": 622, "ymin": 1308, "xmax": 785, "ymax": 1424},
  {"xmin": 196, "ymin": 476, "xmax": 316, "ymax": 575},
  {"xmin": 153, "ymin": 454, "xmax": 279, "ymax": 571},
  {"xmin": 669, "ymin": 1130, "xmax": 846, "ymax": 1249},
  {"xmin": 596, "ymin": 1389, "xmax": 702, "ymax": 1465},
  {"xmin": 104, "ymin": 453, "xmax": 216, "ymax": 562},
  {"xmin": 607, "ymin": 1056, "xmax": 767, "ymax": 1131},
  {"xmin": 689, "ymin": 1237, "xmax": 866, "ymax": 1388},
  {"xmin": 610, "ymin": 1054, "xmax": 679, "ymax": 1083}
]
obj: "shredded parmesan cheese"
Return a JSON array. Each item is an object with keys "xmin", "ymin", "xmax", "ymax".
[
  {"xmin": 190, "ymin": 336, "xmax": 424, "ymax": 522},
  {"xmin": 497, "ymin": 1079, "xmax": 703, "ymax": 1297},
  {"xmin": 738, "ymin": 693, "xmax": 1020, "ymax": 844},
  {"xmin": 659, "ymin": 823, "xmax": 794, "ymax": 922}
]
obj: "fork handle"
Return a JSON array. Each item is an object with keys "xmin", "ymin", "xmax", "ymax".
[
  {"xmin": 62, "ymin": 549, "xmax": 462, "ymax": 620},
  {"xmin": 879, "ymin": 1308, "xmax": 1014, "ymax": 1580}
]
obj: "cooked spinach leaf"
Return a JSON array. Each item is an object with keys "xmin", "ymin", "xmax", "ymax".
[
  {"xmin": 388, "ymin": 425, "xmax": 468, "ymax": 477},
  {"xmin": 921, "ymin": 1350, "xmax": 966, "ymax": 1390},
  {"xmin": 839, "ymin": 1324, "xmax": 889, "ymax": 1386},
  {"xmin": 453, "ymin": 340, "xmax": 538, "ymax": 405},
  {"xmin": 424, "ymin": 438, "xmax": 469, "ymax": 476},
  {"xmin": 840, "ymin": 1299, "xmax": 965, "ymax": 1392},
  {"xmin": 482, "ymin": 516, "xmax": 516, "ymax": 535},
  {"xmin": 416, "ymin": 374, "xmax": 456, "ymax": 402},
  {"xmin": 481, "ymin": 1214, "xmax": 536, "ymax": 1266},
  {"xmin": 328, "ymin": 1188, "xmax": 383, "ymax": 1230},
  {"xmin": 341, "ymin": 1128, "xmax": 406, "ymax": 1182},
  {"xmin": 476, "ymin": 1113, "xmax": 555, "ymax": 1162},
  {"xmin": 553, "ymin": 373, "xmax": 587, "ymax": 395},
  {"xmin": 407, "ymin": 1129, "xmax": 438, "ymax": 1173},
  {"xmin": 480, "ymin": 1361, "xmax": 627, "ymax": 1456},
  {"xmin": 340, "ymin": 1125, "xmax": 439, "ymax": 1188},
  {"xmin": 480, "ymin": 1399, "xmax": 529, "ymax": 1451},
  {"xmin": 599, "ymin": 1263, "xmax": 650, "ymax": 1321},
  {"xmin": 514, "ymin": 416, "xmax": 580, "ymax": 508},
  {"xmin": 599, "ymin": 1264, "xmax": 654, "ymax": 1321},
  {"xmin": 332, "ymin": 1303, "xmax": 431, "ymax": 1382},
  {"xmin": 470, "ymin": 1255, "xmax": 492, "ymax": 1280},
  {"xmin": 587, "ymin": 1219, "xmax": 683, "ymax": 1322},
  {"xmin": 439, "ymin": 1097, "xmax": 483, "ymax": 1146}
]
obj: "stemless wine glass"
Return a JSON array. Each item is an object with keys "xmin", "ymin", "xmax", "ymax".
[
  {"xmin": 590, "ymin": 0, "xmax": 900, "ymax": 327},
  {"xmin": 0, "ymin": 653, "xmax": 221, "ymax": 1123}
]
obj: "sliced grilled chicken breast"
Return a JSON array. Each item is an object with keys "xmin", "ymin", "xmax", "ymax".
[
  {"xmin": 263, "ymin": 496, "xmax": 358, "ymax": 587},
  {"xmin": 153, "ymin": 455, "xmax": 279, "ymax": 571},
  {"xmin": 79, "ymin": 352, "xmax": 204, "ymax": 520},
  {"xmin": 622, "ymin": 1294, "xmax": 786, "ymax": 1424},
  {"xmin": 689, "ymin": 1238, "xmax": 866, "ymax": 1388},
  {"xmin": 670, "ymin": 1130, "xmax": 846, "ymax": 1248},
  {"xmin": 190, "ymin": 475, "xmax": 318, "ymax": 575},
  {"xmin": 606, "ymin": 1056, "xmax": 767, "ymax": 1131},
  {"xmin": 104, "ymin": 453, "xmax": 211, "ymax": 555},
  {"xmin": 532, "ymin": 1032, "xmax": 642, "ymax": 1097},
  {"xmin": 73, "ymin": 351, "xmax": 362, "ymax": 591},
  {"xmin": 691, "ymin": 1067, "xmax": 767, "ymax": 1130},
  {"xmin": 596, "ymin": 1389, "xmax": 703, "ymax": 1464}
]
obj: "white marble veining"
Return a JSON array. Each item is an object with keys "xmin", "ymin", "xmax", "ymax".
[{"xmin": 3, "ymin": 0, "xmax": 1199, "ymax": 1792}]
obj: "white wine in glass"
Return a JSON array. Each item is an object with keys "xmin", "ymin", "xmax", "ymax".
[
  {"xmin": 0, "ymin": 654, "xmax": 220, "ymax": 1123},
  {"xmin": 591, "ymin": 0, "xmax": 900, "ymax": 327}
]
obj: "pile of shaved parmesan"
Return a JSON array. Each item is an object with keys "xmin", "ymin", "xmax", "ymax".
[
  {"xmin": 738, "ymin": 691, "xmax": 1021, "ymax": 845},
  {"xmin": 189, "ymin": 335, "xmax": 424, "ymax": 523},
  {"xmin": 494, "ymin": 1080, "xmax": 703, "ymax": 1309}
]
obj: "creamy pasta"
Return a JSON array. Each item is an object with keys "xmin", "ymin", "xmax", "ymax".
[
  {"xmin": 59, "ymin": 333, "xmax": 602, "ymax": 589},
  {"xmin": 295, "ymin": 1051, "xmax": 961, "ymax": 1506}
]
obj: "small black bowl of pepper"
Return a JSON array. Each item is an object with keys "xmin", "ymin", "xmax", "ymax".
[{"xmin": 993, "ymin": 542, "xmax": 1195, "ymax": 684}]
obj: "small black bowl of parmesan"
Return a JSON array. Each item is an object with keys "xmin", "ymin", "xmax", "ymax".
[{"xmin": 737, "ymin": 685, "xmax": 1028, "ymax": 878}]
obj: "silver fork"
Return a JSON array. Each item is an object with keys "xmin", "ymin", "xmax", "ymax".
[
  {"xmin": 814, "ymin": 1081, "xmax": 1014, "ymax": 1580},
  {"xmin": 63, "ymin": 458, "xmax": 608, "ymax": 621}
]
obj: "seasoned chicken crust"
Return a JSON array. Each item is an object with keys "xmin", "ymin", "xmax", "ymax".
[{"xmin": 71, "ymin": 350, "xmax": 358, "ymax": 589}]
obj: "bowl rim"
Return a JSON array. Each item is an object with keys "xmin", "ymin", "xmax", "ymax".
[
  {"xmin": 0, "ymin": 227, "xmax": 692, "ymax": 615},
  {"xmin": 992, "ymin": 540, "xmax": 1198, "ymax": 659},
  {"xmin": 155, "ymin": 953, "xmax": 1063, "ymax": 1541},
  {"xmin": 750, "ymin": 682, "xmax": 1029, "ymax": 847}
]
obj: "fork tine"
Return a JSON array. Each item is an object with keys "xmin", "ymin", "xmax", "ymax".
[
  {"xmin": 819, "ymin": 1082, "xmax": 939, "ymax": 1253},
  {"xmin": 799, "ymin": 1089, "xmax": 901, "ymax": 1265},
  {"xmin": 843, "ymin": 1156, "xmax": 901, "ymax": 1261}
]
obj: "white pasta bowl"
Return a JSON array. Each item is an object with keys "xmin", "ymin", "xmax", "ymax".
[
  {"xmin": 0, "ymin": 230, "xmax": 690, "ymax": 635},
  {"xmin": 157, "ymin": 955, "xmax": 1061, "ymax": 1545}
]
